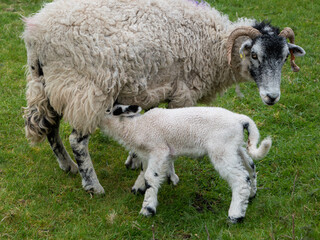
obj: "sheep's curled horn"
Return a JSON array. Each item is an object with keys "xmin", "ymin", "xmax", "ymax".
[
  {"xmin": 226, "ymin": 26, "xmax": 300, "ymax": 72},
  {"xmin": 226, "ymin": 27, "xmax": 261, "ymax": 66},
  {"xmin": 279, "ymin": 27, "xmax": 300, "ymax": 72}
]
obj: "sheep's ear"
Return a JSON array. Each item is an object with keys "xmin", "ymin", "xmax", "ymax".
[
  {"xmin": 239, "ymin": 39, "xmax": 253, "ymax": 57},
  {"xmin": 288, "ymin": 43, "xmax": 306, "ymax": 57}
]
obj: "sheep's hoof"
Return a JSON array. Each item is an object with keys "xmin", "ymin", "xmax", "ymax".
[
  {"xmin": 59, "ymin": 161, "xmax": 79, "ymax": 174},
  {"xmin": 140, "ymin": 206, "xmax": 156, "ymax": 216},
  {"xmin": 228, "ymin": 216, "xmax": 244, "ymax": 224},
  {"xmin": 84, "ymin": 184, "xmax": 105, "ymax": 195}
]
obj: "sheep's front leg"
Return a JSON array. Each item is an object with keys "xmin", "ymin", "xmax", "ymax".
[
  {"xmin": 69, "ymin": 130, "xmax": 105, "ymax": 194},
  {"xmin": 140, "ymin": 153, "xmax": 168, "ymax": 216},
  {"xmin": 47, "ymin": 118, "xmax": 78, "ymax": 174}
]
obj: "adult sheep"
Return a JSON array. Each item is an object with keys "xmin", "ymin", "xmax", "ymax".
[{"xmin": 23, "ymin": 0, "xmax": 305, "ymax": 194}]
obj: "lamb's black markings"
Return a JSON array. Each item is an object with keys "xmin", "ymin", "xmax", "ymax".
[
  {"xmin": 250, "ymin": 161, "xmax": 255, "ymax": 170},
  {"xmin": 145, "ymin": 180, "xmax": 151, "ymax": 189},
  {"xmin": 246, "ymin": 176, "xmax": 251, "ymax": 185},
  {"xmin": 146, "ymin": 207, "xmax": 156, "ymax": 216},
  {"xmin": 229, "ymin": 216, "xmax": 244, "ymax": 224},
  {"xmin": 243, "ymin": 122, "xmax": 249, "ymax": 135},
  {"xmin": 113, "ymin": 107, "xmax": 124, "ymax": 116}
]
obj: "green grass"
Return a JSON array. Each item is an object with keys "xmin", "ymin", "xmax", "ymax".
[{"xmin": 0, "ymin": 0, "xmax": 319, "ymax": 239}]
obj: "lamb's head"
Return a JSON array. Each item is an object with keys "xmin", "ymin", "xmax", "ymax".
[
  {"xmin": 111, "ymin": 105, "xmax": 142, "ymax": 117},
  {"xmin": 227, "ymin": 22, "xmax": 305, "ymax": 105}
]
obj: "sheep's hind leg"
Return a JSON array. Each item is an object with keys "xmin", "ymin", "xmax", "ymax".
[
  {"xmin": 47, "ymin": 118, "xmax": 78, "ymax": 174},
  {"xmin": 69, "ymin": 129, "xmax": 105, "ymax": 194}
]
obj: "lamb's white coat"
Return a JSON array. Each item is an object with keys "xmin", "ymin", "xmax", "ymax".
[{"xmin": 100, "ymin": 106, "xmax": 271, "ymax": 221}]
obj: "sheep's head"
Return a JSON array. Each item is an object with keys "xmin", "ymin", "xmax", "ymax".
[{"xmin": 227, "ymin": 23, "xmax": 305, "ymax": 105}]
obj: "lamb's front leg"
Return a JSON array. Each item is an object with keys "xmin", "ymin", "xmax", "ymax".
[
  {"xmin": 132, "ymin": 158, "xmax": 148, "ymax": 194},
  {"xmin": 127, "ymin": 152, "xmax": 179, "ymax": 186},
  {"xmin": 69, "ymin": 130, "xmax": 105, "ymax": 194},
  {"xmin": 167, "ymin": 161, "xmax": 179, "ymax": 185},
  {"xmin": 125, "ymin": 151, "xmax": 141, "ymax": 169},
  {"xmin": 140, "ymin": 153, "xmax": 169, "ymax": 216}
]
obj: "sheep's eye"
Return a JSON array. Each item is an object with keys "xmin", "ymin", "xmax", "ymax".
[{"xmin": 251, "ymin": 53, "xmax": 258, "ymax": 60}]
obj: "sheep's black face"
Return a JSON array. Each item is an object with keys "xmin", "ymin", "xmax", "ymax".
[
  {"xmin": 239, "ymin": 23, "xmax": 305, "ymax": 105},
  {"xmin": 248, "ymin": 35, "xmax": 288, "ymax": 105}
]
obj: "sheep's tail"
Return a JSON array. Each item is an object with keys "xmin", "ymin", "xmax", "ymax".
[
  {"xmin": 23, "ymin": 57, "xmax": 58, "ymax": 144},
  {"xmin": 240, "ymin": 115, "xmax": 272, "ymax": 160}
]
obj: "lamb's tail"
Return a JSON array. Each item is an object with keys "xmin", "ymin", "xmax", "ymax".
[
  {"xmin": 241, "ymin": 116, "xmax": 272, "ymax": 160},
  {"xmin": 23, "ymin": 56, "xmax": 58, "ymax": 144}
]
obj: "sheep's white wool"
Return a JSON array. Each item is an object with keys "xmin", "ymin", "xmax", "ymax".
[
  {"xmin": 23, "ymin": 0, "xmax": 255, "ymax": 141},
  {"xmin": 100, "ymin": 106, "xmax": 271, "ymax": 221}
]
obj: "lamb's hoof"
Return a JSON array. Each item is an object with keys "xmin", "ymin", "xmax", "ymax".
[
  {"xmin": 84, "ymin": 183, "xmax": 105, "ymax": 195},
  {"xmin": 140, "ymin": 206, "xmax": 156, "ymax": 216},
  {"xmin": 60, "ymin": 161, "xmax": 79, "ymax": 174},
  {"xmin": 131, "ymin": 187, "xmax": 146, "ymax": 195},
  {"xmin": 249, "ymin": 194, "xmax": 256, "ymax": 203},
  {"xmin": 125, "ymin": 153, "xmax": 140, "ymax": 170},
  {"xmin": 228, "ymin": 216, "xmax": 244, "ymax": 224},
  {"xmin": 170, "ymin": 174, "xmax": 179, "ymax": 186}
]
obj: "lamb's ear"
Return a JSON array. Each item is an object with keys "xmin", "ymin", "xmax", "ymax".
[
  {"xmin": 127, "ymin": 105, "xmax": 142, "ymax": 114},
  {"xmin": 288, "ymin": 43, "xmax": 306, "ymax": 57},
  {"xmin": 239, "ymin": 39, "xmax": 253, "ymax": 57},
  {"xmin": 112, "ymin": 106, "xmax": 124, "ymax": 115}
]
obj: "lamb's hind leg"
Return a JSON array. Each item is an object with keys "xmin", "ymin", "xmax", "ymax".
[
  {"xmin": 209, "ymin": 151, "xmax": 251, "ymax": 223},
  {"xmin": 239, "ymin": 147, "xmax": 257, "ymax": 199},
  {"xmin": 47, "ymin": 117, "xmax": 78, "ymax": 174},
  {"xmin": 69, "ymin": 129, "xmax": 105, "ymax": 194}
]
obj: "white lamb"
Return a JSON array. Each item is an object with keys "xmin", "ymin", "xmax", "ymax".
[{"xmin": 100, "ymin": 105, "xmax": 272, "ymax": 223}]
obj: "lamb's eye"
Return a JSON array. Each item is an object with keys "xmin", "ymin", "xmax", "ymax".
[{"xmin": 251, "ymin": 53, "xmax": 258, "ymax": 60}]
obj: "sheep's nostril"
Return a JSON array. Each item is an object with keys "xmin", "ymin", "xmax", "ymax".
[{"xmin": 266, "ymin": 93, "xmax": 279, "ymax": 103}]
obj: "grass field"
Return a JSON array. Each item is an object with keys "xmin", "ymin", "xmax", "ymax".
[{"xmin": 0, "ymin": 0, "xmax": 319, "ymax": 239}]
